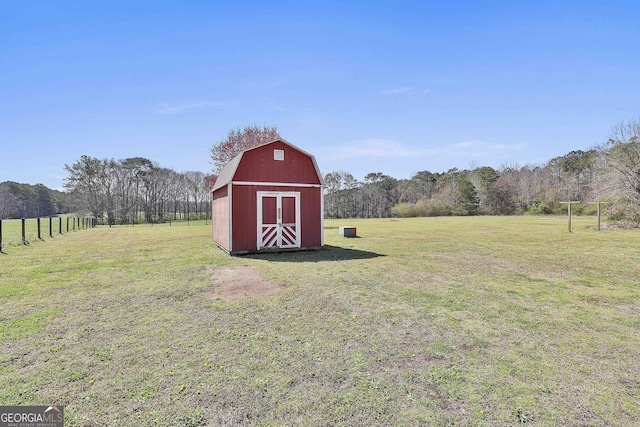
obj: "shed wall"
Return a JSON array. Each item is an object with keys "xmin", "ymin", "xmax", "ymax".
[
  {"xmin": 233, "ymin": 141, "xmax": 321, "ymax": 185},
  {"xmin": 212, "ymin": 186, "xmax": 230, "ymax": 251},
  {"xmin": 231, "ymin": 184, "xmax": 322, "ymax": 253}
]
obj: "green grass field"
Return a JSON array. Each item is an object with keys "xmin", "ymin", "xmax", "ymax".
[
  {"xmin": 0, "ymin": 216, "xmax": 91, "ymax": 249},
  {"xmin": 1, "ymin": 216, "xmax": 638, "ymax": 426}
]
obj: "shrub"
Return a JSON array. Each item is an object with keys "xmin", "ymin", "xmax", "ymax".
[
  {"xmin": 528, "ymin": 203, "xmax": 553, "ymax": 215},
  {"xmin": 392, "ymin": 200, "xmax": 451, "ymax": 217}
]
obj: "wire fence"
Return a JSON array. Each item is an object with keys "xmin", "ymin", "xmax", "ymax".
[
  {"xmin": 101, "ymin": 212, "xmax": 211, "ymax": 227},
  {"xmin": 0, "ymin": 216, "xmax": 96, "ymax": 254}
]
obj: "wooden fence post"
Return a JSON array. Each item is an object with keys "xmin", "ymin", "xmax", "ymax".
[
  {"xmin": 22, "ymin": 218, "xmax": 27, "ymax": 245},
  {"xmin": 59, "ymin": 217, "xmax": 63, "ymax": 234},
  {"xmin": 50, "ymin": 217, "xmax": 53, "ymax": 238},
  {"xmin": 560, "ymin": 201, "xmax": 581, "ymax": 232},
  {"xmin": 588, "ymin": 202, "xmax": 610, "ymax": 231},
  {"xmin": 37, "ymin": 217, "xmax": 42, "ymax": 240}
]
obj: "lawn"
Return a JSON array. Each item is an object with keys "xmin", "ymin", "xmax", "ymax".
[
  {"xmin": 0, "ymin": 216, "xmax": 89, "ymax": 249},
  {"xmin": 0, "ymin": 216, "xmax": 638, "ymax": 426}
]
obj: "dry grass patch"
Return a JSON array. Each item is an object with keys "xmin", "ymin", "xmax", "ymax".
[{"xmin": 203, "ymin": 266, "xmax": 283, "ymax": 301}]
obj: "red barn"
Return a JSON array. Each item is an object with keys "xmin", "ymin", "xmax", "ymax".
[{"xmin": 211, "ymin": 139, "xmax": 324, "ymax": 254}]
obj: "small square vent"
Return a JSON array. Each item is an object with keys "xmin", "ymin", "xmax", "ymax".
[{"xmin": 274, "ymin": 149, "xmax": 285, "ymax": 161}]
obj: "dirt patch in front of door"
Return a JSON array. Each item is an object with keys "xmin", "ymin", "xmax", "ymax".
[{"xmin": 204, "ymin": 266, "xmax": 283, "ymax": 301}]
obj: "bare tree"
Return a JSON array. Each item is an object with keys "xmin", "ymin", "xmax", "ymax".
[
  {"xmin": 64, "ymin": 156, "xmax": 210, "ymax": 225},
  {"xmin": 601, "ymin": 118, "xmax": 640, "ymax": 225},
  {"xmin": 64, "ymin": 156, "xmax": 118, "ymax": 223},
  {"xmin": 183, "ymin": 171, "xmax": 207, "ymax": 218},
  {"xmin": 364, "ymin": 173, "xmax": 399, "ymax": 218}
]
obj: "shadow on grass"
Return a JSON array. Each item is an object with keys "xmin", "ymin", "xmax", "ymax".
[{"xmin": 245, "ymin": 244, "xmax": 384, "ymax": 262}]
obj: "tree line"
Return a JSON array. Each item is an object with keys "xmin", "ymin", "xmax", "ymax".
[
  {"xmin": 0, "ymin": 181, "xmax": 71, "ymax": 219},
  {"xmin": 57, "ymin": 125, "xmax": 280, "ymax": 225},
  {"xmin": 63, "ymin": 156, "xmax": 213, "ymax": 225},
  {"xmin": 324, "ymin": 119, "xmax": 640, "ymax": 226},
  {"xmin": 4, "ymin": 120, "xmax": 638, "ymax": 226}
]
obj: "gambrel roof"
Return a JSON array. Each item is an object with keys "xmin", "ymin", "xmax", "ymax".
[{"xmin": 212, "ymin": 139, "xmax": 324, "ymax": 192}]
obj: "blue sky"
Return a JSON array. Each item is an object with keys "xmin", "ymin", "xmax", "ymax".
[{"xmin": 1, "ymin": 1, "xmax": 639, "ymax": 190}]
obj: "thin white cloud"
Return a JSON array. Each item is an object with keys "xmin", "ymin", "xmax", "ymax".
[
  {"xmin": 321, "ymin": 138, "xmax": 533, "ymax": 180},
  {"xmin": 327, "ymin": 139, "xmax": 528, "ymax": 162},
  {"xmin": 448, "ymin": 140, "xmax": 528, "ymax": 157},
  {"xmin": 155, "ymin": 101, "xmax": 222, "ymax": 114},
  {"xmin": 328, "ymin": 139, "xmax": 427, "ymax": 160}
]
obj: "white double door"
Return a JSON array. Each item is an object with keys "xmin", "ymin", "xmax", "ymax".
[{"xmin": 257, "ymin": 191, "xmax": 301, "ymax": 250}]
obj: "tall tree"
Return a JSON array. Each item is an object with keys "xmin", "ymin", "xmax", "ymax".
[
  {"xmin": 546, "ymin": 149, "xmax": 598, "ymax": 203},
  {"xmin": 183, "ymin": 171, "xmax": 207, "ymax": 218},
  {"xmin": 469, "ymin": 166, "xmax": 499, "ymax": 213},
  {"xmin": 33, "ymin": 184, "xmax": 56, "ymax": 217},
  {"xmin": 602, "ymin": 118, "xmax": 640, "ymax": 225},
  {"xmin": 64, "ymin": 156, "xmax": 109, "ymax": 220},
  {"xmin": 364, "ymin": 172, "xmax": 399, "ymax": 218},
  {"xmin": 0, "ymin": 182, "xmax": 30, "ymax": 218},
  {"xmin": 120, "ymin": 157, "xmax": 154, "ymax": 223},
  {"xmin": 210, "ymin": 125, "xmax": 281, "ymax": 173},
  {"xmin": 324, "ymin": 171, "xmax": 360, "ymax": 218}
]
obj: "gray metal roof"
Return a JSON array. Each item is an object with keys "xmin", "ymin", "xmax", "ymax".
[{"xmin": 211, "ymin": 151, "xmax": 243, "ymax": 192}]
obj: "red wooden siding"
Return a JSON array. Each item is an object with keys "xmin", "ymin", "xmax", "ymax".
[
  {"xmin": 212, "ymin": 139, "xmax": 323, "ymax": 254},
  {"xmin": 282, "ymin": 196, "xmax": 296, "ymax": 223},
  {"xmin": 262, "ymin": 196, "xmax": 277, "ymax": 224},
  {"xmin": 231, "ymin": 185, "xmax": 322, "ymax": 252},
  {"xmin": 233, "ymin": 141, "xmax": 321, "ymax": 185}
]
